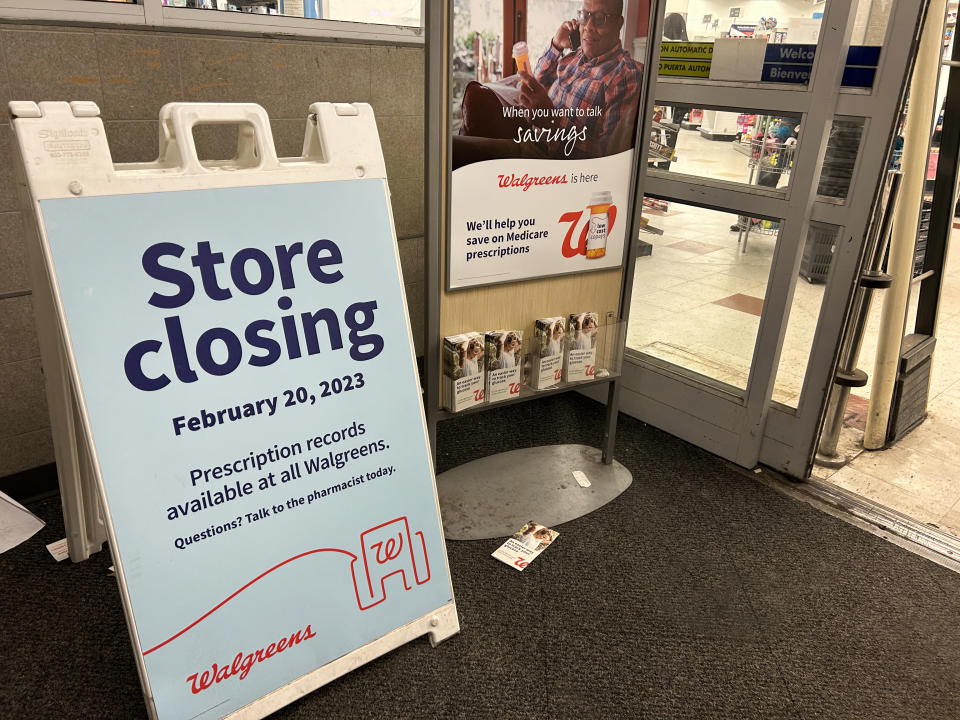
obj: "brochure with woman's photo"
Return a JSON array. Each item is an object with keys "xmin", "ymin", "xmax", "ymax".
[
  {"xmin": 492, "ymin": 520, "xmax": 560, "ymax": 571},
  {"xmin": 484, "ymin": 330, "xmax": 523, "ymax": 402},
  {"xmin": 442, "ymin": 332, "xmax": 485, "ymax": 411},
  {"xmin": 564, "ymin": 311, "xmax": 599, "ymax": 382},
  {"xmin": 530, "ymin": 316, "xmax": 566, "ymax": 390}
]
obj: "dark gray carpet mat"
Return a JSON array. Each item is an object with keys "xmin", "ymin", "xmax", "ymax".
[{"xmin": 2, "ymin": 393, "xmax": 959, "ymax": 719}]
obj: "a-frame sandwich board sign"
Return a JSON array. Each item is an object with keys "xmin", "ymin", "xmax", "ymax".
[{"xmin": 10, "ymin": 99, "xmax": 458, "ymax": 720}]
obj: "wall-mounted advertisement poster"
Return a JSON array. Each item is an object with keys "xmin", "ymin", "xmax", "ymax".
[{"xmin": 449, "ymin": 0, "xmax": 646, "ymax": 290}]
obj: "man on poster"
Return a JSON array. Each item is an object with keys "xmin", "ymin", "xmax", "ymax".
[
  {"xmin": 454, "ymin": 0, "xmax": 643, "ymax": 167},
  {"xmin": 518, "ymin": 0, "xmax": 643, "ymax": 158}
]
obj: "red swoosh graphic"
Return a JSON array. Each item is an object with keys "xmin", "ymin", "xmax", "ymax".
[{"xmin": 142, "ymin": 547, "xmax": 357, "ymax": 656}]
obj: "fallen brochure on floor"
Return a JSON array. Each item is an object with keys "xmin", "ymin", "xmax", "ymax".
[
  {"xmin": 46, "ymin": 538, "xmax": 69, "ymax": 561},
  {"xmin": 492, "ymin": 521, "xmax": 559, "ymax": 571},
  {"xmin": 0, "ymin": 491, "xmax": 45, "ymax": 555}
]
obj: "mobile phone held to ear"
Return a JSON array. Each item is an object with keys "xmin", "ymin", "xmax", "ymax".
[{"xmin": 569, "ymin": 27, "xmax": 581, "ymax": 50}]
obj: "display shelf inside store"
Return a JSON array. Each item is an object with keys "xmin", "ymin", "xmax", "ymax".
[
  {"xmin": 914, "ymin": 198, "xmax": 933, "ymax": 277},
  {"xmin": 746, "ymin": 137, "xmax": 795, "ymax": 175},
  {"xmin": 652, "ymin": 120, "xmax": 679, "ymax": 133},
  {"xmin": 737, "ymin": 217, "xmax": 780, "ymax": 235},
  {"xmin": 890, "ymin": 145, "xmax": 904, "ymax": 171}
]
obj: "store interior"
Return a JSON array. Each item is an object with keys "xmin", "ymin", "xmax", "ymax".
[
  {"xmin": 627, "ymin": 1, "xmax": 960, "ymax": 546},
  {"xmin": 662, "ymin": 0, "xmax": 888, "ymax": 44},
  {"xmin": 5, "ymin": 2, "xmax": 960, "ymax": 717},
  {"xmin": 632, "ymin": 118, "xmax": 815, "ymax": 407},
  {"xmin": 813, "ymin": 3, "xmax": 960, "ymax": 540},
  {"xmin": 629, "ymin": 122, "xmax": 960, "ymax": 541}
]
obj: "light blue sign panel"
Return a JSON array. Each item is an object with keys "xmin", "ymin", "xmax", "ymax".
[{"xmin": 40, "ymin": 180, "xmax": 451, "ymax": 720}]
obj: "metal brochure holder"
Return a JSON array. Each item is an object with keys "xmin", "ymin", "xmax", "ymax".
[
  {"xmin": 425, "ymin": 1, "xmax": 658, "ymax": 539},
  {"xmin": 10, "ymin": 100, "xmax": 458, "ymax": 720}
]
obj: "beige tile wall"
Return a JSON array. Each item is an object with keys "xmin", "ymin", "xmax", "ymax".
[{"xmin": 0, "ymin": 25, "xmax": 425, "ymax": 478}]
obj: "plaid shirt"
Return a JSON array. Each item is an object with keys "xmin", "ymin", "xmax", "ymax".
[{"xmin": 534, "ymin": 42, "xmax": 643, "ymax": 158}]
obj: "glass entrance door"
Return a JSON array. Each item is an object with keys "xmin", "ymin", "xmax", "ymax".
[{"xmin": 618, "ymin": 0, "xmax": 925, "ymax": 474}]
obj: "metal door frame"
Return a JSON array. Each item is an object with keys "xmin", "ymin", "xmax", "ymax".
[{"xmin": 617, "ymin": 0, "xmax": 929, "ymax": 475}]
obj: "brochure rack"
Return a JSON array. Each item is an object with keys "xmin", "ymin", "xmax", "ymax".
[{"xmin": 425, "ymin": 0, "xmax": 658, "ymax": 537}]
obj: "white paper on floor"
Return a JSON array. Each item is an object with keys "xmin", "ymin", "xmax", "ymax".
[
  {"xmin": 46, "ymin": 538, "xmax": 69, "ymax": 562},
  {"xmin": 0, "ymin": 491, "xmax": 45, "ymax": 554}
]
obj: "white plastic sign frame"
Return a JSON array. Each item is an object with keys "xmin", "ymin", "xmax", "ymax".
[{"xmin": 9, "ymin": 100, "xmax": 459, "ymax": 720}]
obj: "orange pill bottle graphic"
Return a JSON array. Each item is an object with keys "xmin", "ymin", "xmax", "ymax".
[
  {"xmin": 512, "ymin": 41, "xmax": 531, "ymax": 74},
  {"xmin": 585, "ymin": 191, "xmax": 612, "ymax": 259}
]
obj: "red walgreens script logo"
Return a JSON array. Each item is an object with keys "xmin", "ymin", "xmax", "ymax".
[
  {"xmin": 558, "ymin": 206, "xmax": 617, "ymax": 257},
  {"xmin": 139, "ymin": 516, "xmax": 432, "ymax": 693},
  {"xmin": 186, "ymin": 624, "xmax": 317, "ymax": 694}
]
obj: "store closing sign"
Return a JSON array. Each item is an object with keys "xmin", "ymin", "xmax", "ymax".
[{"xmin": 17, "ymin": 103, "xmax": 455, "ymax": 720}]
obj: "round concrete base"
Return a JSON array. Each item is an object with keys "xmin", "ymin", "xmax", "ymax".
[{"xmin": 436, "ymin": 444, "xmax": 632, "ymax": 540}]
